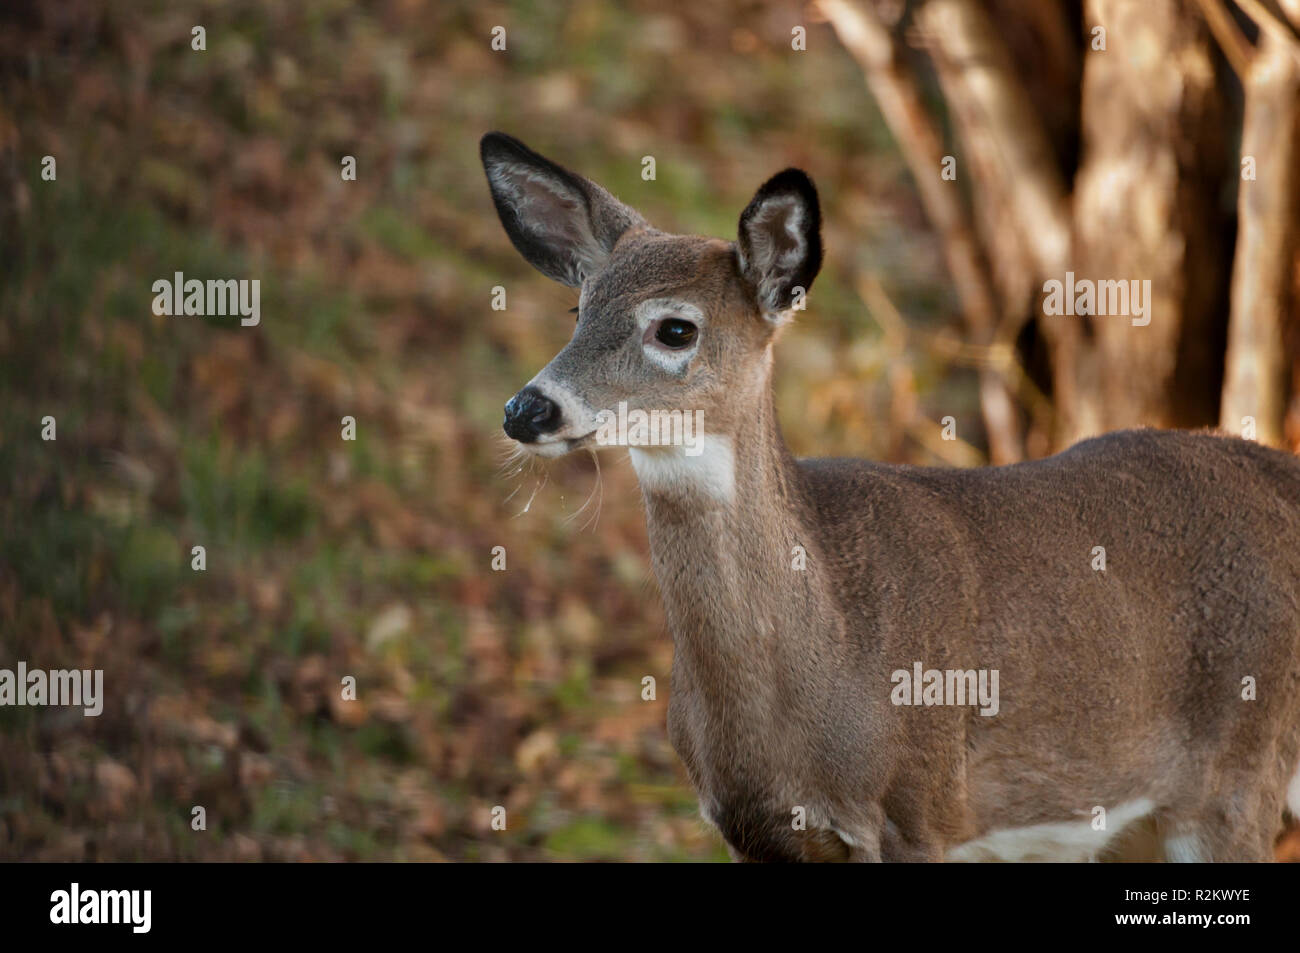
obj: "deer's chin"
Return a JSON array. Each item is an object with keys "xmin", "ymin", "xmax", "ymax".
[{"xmin": 520, "ymin": 431, "xmax": 596, "ymax": 458}]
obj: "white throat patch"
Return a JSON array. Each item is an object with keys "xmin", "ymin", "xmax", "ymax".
[{"xmin": 629, "ymin": 436, "xmax": 735, "ymax": 503}]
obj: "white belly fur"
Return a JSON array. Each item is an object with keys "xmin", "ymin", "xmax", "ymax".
[{"xmin": 947, "ymin": 798, "xmax": 1156, "ymax": 862}]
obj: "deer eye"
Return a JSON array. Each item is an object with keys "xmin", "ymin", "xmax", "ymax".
[{"xmin": 655, "ymin": 318, "xmax": 697, "ymax": 349}]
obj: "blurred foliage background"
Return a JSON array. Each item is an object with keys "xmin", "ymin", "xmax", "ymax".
[{"xmin": 1, "ymin": 0, "xmax": 1296, "ymax": 861}]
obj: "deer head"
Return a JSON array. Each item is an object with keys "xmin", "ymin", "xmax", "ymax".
[{"xmin": 481, "ymin": 132, "xmax": 822, "ymax": 478}]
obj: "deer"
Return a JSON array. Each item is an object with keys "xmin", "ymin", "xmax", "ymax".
[{"xmin": 480, "ymin": 131, "xmax": 1300, "ymax": 862}]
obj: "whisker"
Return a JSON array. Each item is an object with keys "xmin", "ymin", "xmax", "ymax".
[
  {"xmin": 498, "ymin": 441, "xmax": 533, "ymax": 505},
  {"xmin": 565, "ymin": 447, "xmax": 604, "ymax": 531},
  {"xmin": 516, "ymin": 465, "xmax": 548, "ymax": 516}
]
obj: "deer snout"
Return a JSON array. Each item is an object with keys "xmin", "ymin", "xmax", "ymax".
[{"xmin": 503, "ymin": 385, "xmax": 561, "ymax": 442}]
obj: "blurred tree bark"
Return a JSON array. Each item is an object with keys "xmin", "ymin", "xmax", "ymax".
[
  {"xmin": 823, "ymin": 0, "xmax": 1300, "ymax": 455},
  {"xmin": 1221, "ymin": 21, "xmax": 1300, "ymax": 445}
]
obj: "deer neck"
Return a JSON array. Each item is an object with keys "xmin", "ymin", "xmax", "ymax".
[{"xmin": 628, "ymin": 373, "xmax": 834, "ymax": 670}]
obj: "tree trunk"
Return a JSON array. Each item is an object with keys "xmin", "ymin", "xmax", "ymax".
[
  {"xmin": 1062, "ymin": 0, "xmax": 1231, "ymax": 444},
  {"xmin": 1220, "ymin": 32, "xmax": 1300, "ymax": 446}
]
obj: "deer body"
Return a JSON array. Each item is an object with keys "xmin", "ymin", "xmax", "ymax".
[
  {"xmin": 481, "ymin": 132, "xmax": 1300, "ymax": 861},
  {"xmin": 648, "ymin": 423, "xmax": 1300, "ymax": 861}
]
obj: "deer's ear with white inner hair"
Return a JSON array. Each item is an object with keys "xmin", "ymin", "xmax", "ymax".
[
  {"xmin": 480, "ymin": 132, "xmax": 646, "ymax": 288},
  {"xmin": 736, "ymin": 168, "xmax": 823, "ymax": 321}
]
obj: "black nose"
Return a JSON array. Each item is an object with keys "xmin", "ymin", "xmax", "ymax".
[{"xmin": 503, "ymin": 386, "xmax": 561, "ymax": 442}]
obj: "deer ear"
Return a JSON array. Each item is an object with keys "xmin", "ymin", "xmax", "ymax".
[
  {"xmin": 481, "ymin": 132, "xmax": 646, "ymax": 288},
  {"xmin": 737, "ymin": 169, "xmax": 823, "ymax": 319}
]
